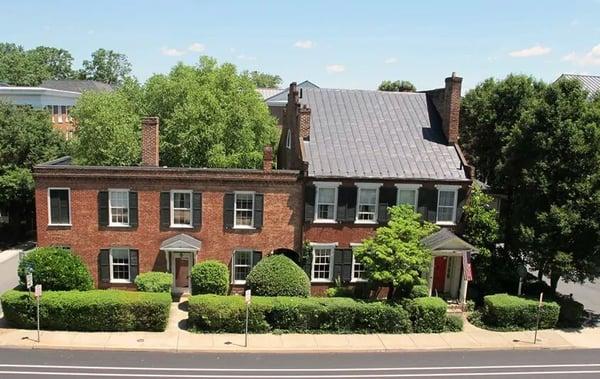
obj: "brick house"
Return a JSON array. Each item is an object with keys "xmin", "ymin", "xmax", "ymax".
[
  {"xmin": 34, "ymin": 118, "xmax": 303, "ymax": 294},
  {"xmin": 276, "ymin": 73, "xmax": 477, "ymax": 303}
]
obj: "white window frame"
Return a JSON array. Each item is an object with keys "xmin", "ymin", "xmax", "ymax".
[
  {"xmin": 108, "ymin": 189, "xmax": 130, "ymax": 227},
  {"xmin": 435, "ymin": 185, "xmax": 460, "ymax": 225},
  {"xmin": 52, "ymin": 105, "xmax": 59, "ymax": 123},
  {"xmin": 233, "ymin": 191, "xmax": 255, "ymax": 229},
  {"xmin": 355, "ymin": 183, "xmax": 382, "ymax": 224},
  {"xmin": 286, "ymin": 129, "xmax": 292, "ymax": 149},
  {"xmin": 395, "ymin": 183, "xmax": 422, "ymax": 210},
  {"xmin": 170, "ymin": 190, "xmax": 193, "ymax": 228},
  {"xmin": 350, "ymin": 243, "xmax": 368, "ymax": 283},
  {"xmin": 231, "ymin": 249, "xmax": 254, "ymax": 285},
  {"xmin": 314, "ymin": 182, "xmax": 340, "ymax": 223},
  {"xmin": 47, "ymin": 187, "xmax": 71, "ymax": 226},
  {"xmin": 109, "ymin": 248, "xmax": 131, "ymax": 284},
  {"xmin": 309, "ymin": 242, "xmax": 337, "ymax": 282}
]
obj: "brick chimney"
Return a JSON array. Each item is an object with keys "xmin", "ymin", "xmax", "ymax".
[
  {"xmin": 299, "ymin": 105, "xmax": 311, "ymax": 140},
  {"xmin": 442, "ymin": 72, "xmax": 462, "ymax": 144},
  {"xmin": 141, "ymin": 117, "xmax": 159, "ymax": 166},
  {"xmin": 263, "ymin": 145, "xmax": 273, "ymax": 171}
]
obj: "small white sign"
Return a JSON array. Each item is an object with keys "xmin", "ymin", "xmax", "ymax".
[
  {"xmin": 245, "ymin": 289, "xmax": 251, "ymax": 304},
  {"xmin": 539, "ymin": 292, "xmax": 544, "ymax": 306},
  {"xmin": 34, "ymin": 284, "xmax": 42, "ymax": 298},
  {"xmin": 26, "ymin": 273, "xmax": 33, "ymax": 289}
]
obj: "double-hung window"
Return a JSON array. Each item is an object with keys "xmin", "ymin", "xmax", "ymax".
[
  {"xmin": 396, "ymin": 184, "xmax": 421, "ymax": 210},
  {"xmin": 350, "ymin": 244, "xmax": 368, "ymax": 282},
  {"xmin": 355, "ymin": 183, "xmax": 381, "ymax": 223},
  {"xmin": 234, "ymin": 192, "xmax": 254, "ymax": 228},
  {"xmin": 232, "ymin": 250, "xmax": 253, "ymax": 284},
  {"xmin": 435, "ymin": 185, "xmax": 460, "ymax": 225},
  {"xmin": 110, "ymin": 248, "xmax": 130, "ymax": 283},
  {"xmin": 109, "ymin": 189, "xmax": 129, "ymax": 226},
  {"xmin": 314, "ymin": 183, "xmax": 339, "ymax": 222},
  {"xmin": 311, "ymin": 244, "xmax": 335, "ymax": 282},
  {"xmin": 171, "ymin": 190, "xmax": 192, "ymax": 227},
  {"xmin": 48, "ymin": 188, "xmax": 71, "ymax": 225}
]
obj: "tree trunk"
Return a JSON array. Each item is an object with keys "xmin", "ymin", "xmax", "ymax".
[
  {"xmin": 550, "ymin": 273, "xmax": 560, "ymax": 294},
  {"xmin": 537, "ymin": 269, "xmax": 544, "ymax": 282},
  {"xmin": 387, "ymin": 284, "xmax": 395, "ymax": 300}
]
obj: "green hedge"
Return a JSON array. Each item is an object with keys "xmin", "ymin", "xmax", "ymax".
[
  {"xmin": 188, "ymin": 295, "xmax": 412, "ymax": 333},
  {"xmin": 444, "ymin": 314, "xmax": 463, "ymax": 332},
  {"xmin": 0, "ymin": 290, "xmax": 171, "ymax": 332},
  {"xmin": 18, "ymin": 247, "xmax": 93, "ymax": 291},
  {"xmin": 246, "ymin": 255, "xmax": 310, "ymax": 297},
  {"xmin": 482, "ymin": 294, "xmax": 560, "ymax": 330},
  {"xmin": 191, "ymin": 260, "xmax": 230, "ymax": 295},
  {"xmin": 407, "ymin": 296, "xmax": 447, "ymax": 333},
  {"xmin": 135, "ymin": 272, "xmax": 172, "ymax": 293}
]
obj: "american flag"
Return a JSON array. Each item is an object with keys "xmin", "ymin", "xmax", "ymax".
[{"xmin": 463, "ymin": 251, "xmax": 473, "ymax": 281}]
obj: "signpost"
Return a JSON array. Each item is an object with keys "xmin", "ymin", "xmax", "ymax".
[
  {"xmin": 533, "ymin": 292, "xmax": 543, "ymax": 344},
  {"xmin": 26, "ymin": 273, "xmax": 33, "ymax": 290},
  {"xmin": 34, "ymin": 284, "xmax": 42, "ymax": 343},
  {"xmin": 516, "ymin": 265, "xmax": 527, "ymax": 296},
  {"xmin": 244, "ymin": 289, "xmax": 251, "ymax": 347}
]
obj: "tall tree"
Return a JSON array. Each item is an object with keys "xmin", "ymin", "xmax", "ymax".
[
  {"xmin": 28, "ymin": 46, "xmax": 74, "ymax": 80},
  {"xmin": 0, "ymin": 43, "xmax": 47, "ymax": 86},
  {"xmin": 378, "ymin": 80, "xmax": 416, "ymax": 92},
  {"xmin": 354, "ymin": 205, "xmax": 438, "ymax": 299},
  {"xmin": 78, "ymin": 48, "xmax": 132, "ymax": 85},
  {"xmin": 243, "ymin": 70, "xmax": 282, "ymax": 88}
]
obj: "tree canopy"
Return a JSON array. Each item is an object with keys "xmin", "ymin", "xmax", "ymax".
[
  {"xmin": 78, "ymin": 48, "xmax": 132, "ymax": 85},
  {"xmin": 243, "ymin": 70, "xmax": 282, "ymax": 88},
  {"xmin": 378, "ymin": 80, "xmax": 416, "ymax": 92}
]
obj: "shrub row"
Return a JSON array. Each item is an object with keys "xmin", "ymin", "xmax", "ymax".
[
  {"xmin": 0, "ymin": 290, "xmax": 171, "ymax": 332},
  {"xmin": 482, "ymin": 293, "xmax": 560, "ymax": 330},
  {"xmin": 135, "ymin": 272, "xmax": 172, "ymax": 293},
  {"xmin": 188, "ymin": 295, "xmax": 459, "ymax": 333}
]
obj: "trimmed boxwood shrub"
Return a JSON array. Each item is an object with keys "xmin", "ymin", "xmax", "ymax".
[
  {"xmin": 482, "ymin": 293, "xmax": 560, "ymax": 330},
  {"xmin": 444, "ymin": 314, "xmax": 463, "ymax": 332},
  {"xmin": 188, "ymin": 295, "xmax": 412, "ymax": 333},
  {"xmin": 408, "ymin": 296, "xmax": 447, "ymax": 333},
  {"xmin": 135, "ymin": 272, "xmax": 172, "ymax": 293},
  {"xmin": 410, "ymin": 284, "xmax": 430, "ymax": 299},
  {"xmin": 18, "ymin": 247, "xmax": 93, "ymax": 291},
  {"xmin": 246, "ymin": 255, "xmax": 310, "ymax": 297},
  {"xmin": 191, "ymin": 260, "xmax": 229, "ymax": 295},
  {"xmin": 0, "ymin": 290, "xmax": 171, "ymax": 331}
]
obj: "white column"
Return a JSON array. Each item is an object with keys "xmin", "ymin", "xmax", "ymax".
[{"xmin": 459, "ymin": 252, "xmax": 468, "ymax": 305}]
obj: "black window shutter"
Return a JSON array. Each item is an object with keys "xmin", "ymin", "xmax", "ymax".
[
  {"xmin": 160, "ymin": 192, "xmax": 170, "ymax": 228},
  {"xmin": 129, "ymin": 191, "xmax": 138, "ymax": 227},
  {"xmin": 193, "ymin": 192, "xmax": 202, "ymax": 228},
  {"xmin": 304, "ymin": 185, "xmax": 315, "ymax": 222},
  {"xmin": 98, "ymin": 191, "xmax": 109, "ymax": 227},
  {"xmin": 377, "ymin": 187, "xmax": 397, "ymax": 223},
  {"xmin": 341, "ymin": 249, "xmax": 353, "ymax": 282},
  {"xmin": 455, "ymin": 187, "xmax": 467, "ymax": 224},
  {"xmin": 252, "ymin": 251, "xmax": 262, "ymax": 267},
  {"xmin": 333, "ymin": 249, "xmax": 343, "ymax": 281},
  {"xmin": 336, "ymin": 188, "xmax": 346, "ymax": 222},
  {"xmin": 99, "ymin": 249, "xmax": 110, "ymax": 283},
  {"xmin": 223, "ymin": 193, "xmax": 235, "ymax": 229},
  {"xmin": 417, "ymin": 187, "xmax": 438, "ymax": 223},
  {"xmin": 129, "ymin": 249, "xmax": 139, "ymax": 281},
  {"xmin": 253, "ymin": 193, "xmax": 264, "ymax": 228},
  {"xmin": 336, "ymin": 187, "xmax": 357, "ymax": 223}
]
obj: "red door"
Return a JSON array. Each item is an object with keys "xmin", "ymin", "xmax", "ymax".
[
  {"xmin": 175, "ymin": 257, "xmax": 190, "ymax": 288},
  {"xmin": 432, "ymin": 256, "xmax": 447, "ymax": 294}
]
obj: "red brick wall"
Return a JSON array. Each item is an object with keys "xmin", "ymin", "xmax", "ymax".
[{"xmin": 35, "ymin": 170, "xmax": 303, "ymax": 289}]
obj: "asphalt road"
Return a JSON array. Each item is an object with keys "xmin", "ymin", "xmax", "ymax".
[
  {"xmin": 558, "ymin": 280, "xmax": 600, "ymax": 322},
  {"xmin": 0, "ymin": 348, "xmax": 599, "ymax": 378}
]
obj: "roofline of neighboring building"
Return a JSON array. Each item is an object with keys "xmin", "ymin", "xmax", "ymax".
[
  {"xmin": 305, "ymin": 175, "xmax": 471, "ymax": 183},
  {"xmin": 0, "ymin": 87, "xmax": 81, "ymax": 97}
]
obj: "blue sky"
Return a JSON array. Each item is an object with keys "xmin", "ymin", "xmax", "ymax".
[{"xmin": 2, "ymin": 0, "xmax": 600, "ymax": 91}]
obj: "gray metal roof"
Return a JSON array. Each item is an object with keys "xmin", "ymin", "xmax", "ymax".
[
  {"xmin": 299, "ymin": 88, "xmax": 467, "ymax": 180},
  {"xmin": 421, "ymin": 228, "xmax": 476, "ymax": 251},
  {"xmin": 266, "ymin": 80, "xmax": 320, "ymax": 104},
  {"xmin": 558, "ymin": 74, "xmax": 600, "ymax": 96},
  {"xmin": 160, "ymin": 234, "xmax": 202, "ymax": 250},
  {"xmin": 40, "ymin": 80, "xmax": 114, "ymax": 93},
  {"xmin": 256, "ymin": 88, "xmax": 283, "ymax": 100}
]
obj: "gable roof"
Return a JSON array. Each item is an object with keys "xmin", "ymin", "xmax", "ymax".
[
  {"xmin": 160, "ymin": 233, "xmax": 202, "ymax": 251},
  {"xmin": 256, "ymin": 88, "xmax": 283, "ymax": 100},
  {"xmin": 265, "ymin": 80, "xmax": 320, "ymax": 105},
  {"xmin": 40, "ymin": 80, "xmax": 114, "ymax": 93},
  {"xmin": 557, "ymin": 74, "xmax": 600, "ymax": 96},
  {"xmin": 299, "ymin": 88, "xmax": 468, "ymax": 180},
  {"xmin": 421, "ymin": 228, "xmax": 477, "ymax": 252}
]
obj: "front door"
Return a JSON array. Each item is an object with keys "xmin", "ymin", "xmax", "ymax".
[
  {"xmin": 432, "ymin": 256, "xmax": 448, "ymax": 295},
  {"xmin": 172, "ymin": 252, "xmax": 191, "ymax": 293}
]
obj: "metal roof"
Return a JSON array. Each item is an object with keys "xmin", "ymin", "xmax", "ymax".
[
  {"xmin": 256, "ymin": 88, "xmax": 284, "ymax": 100},
  {"xmin": 557, "ymin": 74, "xmax": 600, "ymax": 97},
  {"xmin": 421, "ymin": 228, "xmax": 476, "ymax": 251},
  {"xmin": 265, "ymin": 80, "xmax": 320, "ymax": 104},
  {"xmin": 40, "ymin": 80, "xmax": 114, "ymax": 93},
  {"xmin": 299, "ymin": 88, "xmax": 468, "ymax": 180}
]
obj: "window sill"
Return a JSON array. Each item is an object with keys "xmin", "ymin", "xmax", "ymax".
[
  {"xmin": 436, "ymin": 221, "xmax": 456, "ymax": 227},
  {"xmin": 233, "ymin": 226, "xmax": 256, "ymax": 230},
  {"xmin": 311, "ymin": 279, "xmax": 333, "ymax": 283},
  {"xmin": 108, "ymin": 224, "xmax": 131, "ymax": 228},
  {"xmin": 170, "ymin": 224, "xmax": 194, "ymax": 229},
  {"xmin": 110, "ymin": 280, "xmax": 132, "ymax": 284},
  {"xmin": 351, "ymin": 279, "xmax": 368, "ymax": 283},
  {"xmin": 232, "ymin": 280, "xmax": 246, "ymax": 285},
  {"xmin": 354, "ymin": 220, "xmax": 377, "ymax": 225},
  {"xmin": 312, "ymin": 219, "xmax": 337, "ymax": 224},
  {"xmin": 48, "ymin": 223, "xmax": 72, "ymax": 227}
]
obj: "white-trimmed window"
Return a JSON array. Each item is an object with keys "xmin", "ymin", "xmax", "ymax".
[
  {"xmin": 355, "ymin": 183, "xmax": 381, "ymax": 223},
  {"xmin": 171, "ymin": 190, "xmax": 192, "ymax": 227},
  {"xmin": 234, "ymin": 192, "xmax": 254, "ymax": 228},
  {"xmin": 350, "ymin": 244, "xmax": 368, "ymax": 282},
  {"xmin": 396, "ymin": 184, "xmax": 421, "ymax": 210},
  {"xmin": 48, "ymin": 188, "xmax": 71, "ymax": 226},
  {"xmin": 110, "ymin": 248, "xmax": 130, "ymax": 283},
  {"xmin": 311, "ymin": 244, "xmax": 336, "ymax": 282},
  {"xmin": 232, "ymin": 250, "xmax": 253, "ymax": 284},
  {"xmin": 52, "ymin": 105, "xmax": 60, "ymax": 123},
  {"xmin": 435, "ymin": 185, "xmax": 460, "ymax": 225},
  {"xmin": 109, "ymin": 189, "xmax": 129, "ymax": 226},
  {"xmin": 314, "ymin": 182, "xmax": 339, "ymax": 222},
  {"xmin": 286, "ymin": 129, "xmax": 292, "ymax": 149}
]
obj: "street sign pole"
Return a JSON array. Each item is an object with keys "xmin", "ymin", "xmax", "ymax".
[
  {"xmin": 34, "ymin": 284, "xmax": 42, "ymax": 343},
  {"xmin": 533, "ymin": 292, "xmax": 543, "ymax": 344},
  {"xmin": 244, "ymin": 289, "xmax": 251, "ymax": 348}
]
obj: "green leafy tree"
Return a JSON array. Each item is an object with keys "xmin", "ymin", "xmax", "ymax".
[
  {"xmin": 70, "ymin": 90, "xmax": 141, "ymax": 166},
  {"xmin": 355, "ymin": 205, "xmax": 438, "ymax": 299},
  {"xmin": 78, "ymin": 48, "xmax": 132, "ymax": 85},
  {"xmin": 242, "ymin": 70, "xmax": 282, "ymax": 88},
  {"xmin": 28, "ymin": 46, "xmax": 74, "ymax": 80},
  {"xmin": 378, "ymin": 80, "xmax": 416, "ymax": 92},
  {"xmin": 0, "ymin": 44, "xmax": 75, "ymax": 85}
]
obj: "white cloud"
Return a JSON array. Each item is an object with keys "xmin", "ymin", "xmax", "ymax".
[
  {"xmin": 237, "ymin": 54, "xmax": 256, "ymax": 61},
  {"xmin": 294, "ymin": 40, "xmax": 315, "ymax": 49},
  {"xmin": 508, "ymin": 45, "xmax": 551, "ymax": 58},
  {"xmin": 160, "ymin": 47, "xmax": 186, "ymax": 57},
  {"xmin": 562, "ymin": 43, "xmax": 600, "ymax": 66},
  {"xmin": 188, "ymin": 42, "xmax": 205, "ymax": 52},
  {"xmin": 326, "ymin": 64, "xmax": 345, "ymax": 73},
  {"xmin": 384, "ymin": 57, "xmax": 398, "ymax": 64}
]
